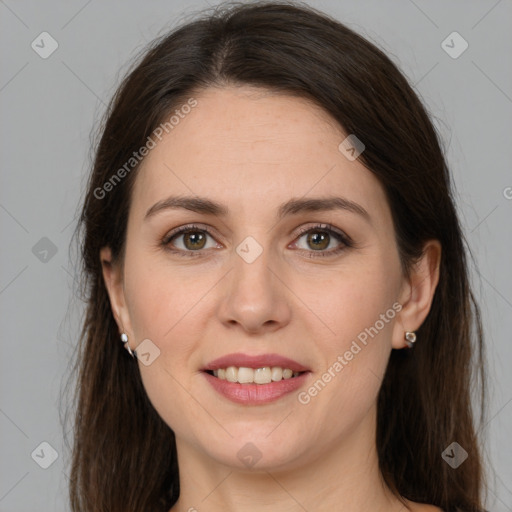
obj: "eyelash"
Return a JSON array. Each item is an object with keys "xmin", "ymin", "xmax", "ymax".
[{"xmin": 161, "ymin": 223, "xmax": 353, "ymax": 258}]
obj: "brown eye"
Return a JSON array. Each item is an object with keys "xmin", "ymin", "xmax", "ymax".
[
  {"xmin": 181, "ymin": 230, "xmax": 207, "ymax": 250},
  {"xmin": 163, "ymin": 225, "xmax": 219, "ymax": 255},
  {"xmin": 305, "ymin": 231, "xmax": 330, "ymax": 251},
  {"xmin": 292, "ymin": 224, "xmax": 352, "ymax": 258}
]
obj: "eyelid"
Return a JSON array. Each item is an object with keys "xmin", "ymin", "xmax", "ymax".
[
  {"xmin": 292, "ymin": 223, "xmax": 352, "ymax": 245},
  {"xmin": 162, "ymin": 223, "xmax": 220, "ymax": 243},
  {"xmin": 162, "ymin": 222, "xmax": 353, "ymax": 256},
  {"xmin": 288, "ymin": 223, "xmax": 353, "ymax": 258}
]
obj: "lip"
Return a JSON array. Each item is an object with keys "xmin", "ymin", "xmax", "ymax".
[
  {"xmin": 203, "ymin": 352, "xmax": 310, "ymax": 372},
  {"xmin": 202, "ymin": 352, "xmax": 311, "ymax": 405},
  {"xmin": 202, "ymin": 371, "xmax": 310, "ymax": 405}
]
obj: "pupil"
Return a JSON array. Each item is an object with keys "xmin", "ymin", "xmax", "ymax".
[
  {"xmin": 185, "ymin": 231, "xmax": 205, "ymax": 249},
  {"xmin": 308, "ymin": 232, "xmax": 329, "ymax": 250}
]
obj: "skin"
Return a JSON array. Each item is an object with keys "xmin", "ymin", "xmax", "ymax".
[{"xmin": 101, "ymin": 85, "xmax": 442, "ymax": 512}]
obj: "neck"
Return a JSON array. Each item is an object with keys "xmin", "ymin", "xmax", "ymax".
[{"xmin": 169, "ymin": 406, "xmax": 408, "ymax": 512}]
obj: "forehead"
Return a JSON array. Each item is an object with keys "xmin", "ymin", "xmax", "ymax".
[{"xmin": 131, "ymin": 86, "xmax": 391, "ymax": 227}]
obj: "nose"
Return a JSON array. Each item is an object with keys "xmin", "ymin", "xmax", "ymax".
[{"xmin": 217, "ymin": 242, "xmax": 292, "ymax": 335}]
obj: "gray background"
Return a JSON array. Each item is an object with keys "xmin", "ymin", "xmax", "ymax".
[{"xmin": 1, "ymin": 0, "xmax": 511, "ymax": 510}]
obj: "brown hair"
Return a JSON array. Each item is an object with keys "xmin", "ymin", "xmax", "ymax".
[{"xmin": 65, "ymin": 2, "xmax": 488, "ymax": 510}]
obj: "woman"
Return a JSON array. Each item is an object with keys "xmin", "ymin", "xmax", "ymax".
[{"xmin": 68, "ymin": 2, "xmax": 488, "ymax": 511}]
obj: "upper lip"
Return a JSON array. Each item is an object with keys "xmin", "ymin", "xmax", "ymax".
[{"xmin": 203, "ymin": 353, "xmax": 310, "ymax": 372}]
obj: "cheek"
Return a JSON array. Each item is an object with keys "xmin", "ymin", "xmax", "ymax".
[
  {"xmin": 122, "ymin": 251, "xmax": 211, "ymax": 431},
  {"xmin": 123, "ymin": 245, "xmax": 207, "ymax": 342},
  {"xmin": 296, "ymin": 253, "xmax": 399, "ymax": 409},
  {"xmin": 296, "ymin": 250, "xmax": 400, "ymax": 351}
]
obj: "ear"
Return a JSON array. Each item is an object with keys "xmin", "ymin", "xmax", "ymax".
[
  {"xmin": 100, "ymin": 246, "xmax": 133, "ymax": 342},
  {"xmin": 392, "ymin": 239, "xmax": 442, "ymax": 349}
]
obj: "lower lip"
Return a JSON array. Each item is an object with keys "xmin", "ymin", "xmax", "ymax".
[{"xmin": 203, "ymin": 371, "xmax": 310, "ymax": 405}]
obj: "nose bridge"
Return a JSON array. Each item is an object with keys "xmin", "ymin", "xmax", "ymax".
[
  {"xmin": 218, "ymin": 231, "xmax": 290, "ymax": 332},
  {"xmin": 232, "ymin": 233, "xmax": 276, "ymax": 305}
]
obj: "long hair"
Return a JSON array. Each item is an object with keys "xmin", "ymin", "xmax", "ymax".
[{"xmin": 66, "ymin": 2, "xmax": 488, "ymax": 510}]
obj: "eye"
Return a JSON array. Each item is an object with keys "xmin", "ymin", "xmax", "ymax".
[
  {"xmin": 162, "ymin": 224, "xmax": 220, "ymax": 256},
  {"xmin": 162, "ymin": 222, "xmax": 353, "ymax": 258},
  {"xmin": 291, "ymin": 224, "xmax": 352, "ymax": 257}
]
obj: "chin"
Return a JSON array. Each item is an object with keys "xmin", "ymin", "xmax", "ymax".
[{"xmin": 196, "ymin": 429, "xmax": 309, "ymax": 472}]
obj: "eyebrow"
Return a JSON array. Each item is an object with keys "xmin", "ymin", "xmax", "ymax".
[{"xmin": 144, "ymin": 195, "xmax": 371, "ymax": 223}]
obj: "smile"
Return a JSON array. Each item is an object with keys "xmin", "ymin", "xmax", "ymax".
[
  {"xmin": 202, "ymin": 353, "xmax": 311, "ymax": 405},
  {"xmin": 208, "ymin": 366, "xmax": 302, "ymax": 384}
]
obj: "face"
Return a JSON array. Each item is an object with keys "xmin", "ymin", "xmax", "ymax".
[{"xmin": 102, "ymin": 85, "xmax": 431, "ymax": 471}]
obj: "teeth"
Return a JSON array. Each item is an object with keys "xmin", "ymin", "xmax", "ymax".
[
  {"xmin": 212, "ymin": 366, "xmax": 300, "ymax": 384},
  {"xmin": 254, "ymin": 367, "xmax": 272, "ymax": 384},
  {"xmin": 271, "ymin": 367, "xmax": 283, "ymax": 381},
  {"xmin": 282, "ymin": 368, "xmax": 293, "ymax": 379},
  {"xmin": 225, "ymin": 366, "xmax": 237, "ymax": 382},
  {"xmin": 238, "ymin": 367, "xmax": 254, "ymax": 384}
]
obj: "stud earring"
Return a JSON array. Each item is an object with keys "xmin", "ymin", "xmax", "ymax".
[
  {"xmin": 404, "ymin": 331, "xmax": 417, "ymax": 348},
  {"xmin": 120, "ymin": 333, "xmax": 136, "ymax": 358}
]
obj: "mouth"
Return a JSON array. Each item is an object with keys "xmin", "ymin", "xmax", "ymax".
[
  {"xmin": 204, "ymin": 366, "xmax": 305, "ymax": 384},
  {"xmin": 202, "ymin": 353, "xmax": 311, "ymax": 404}
]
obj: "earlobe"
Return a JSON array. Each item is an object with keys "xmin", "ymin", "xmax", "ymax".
[{"xmin": 392, "ymin": 240, "xmax": 442, "ymax": 349}]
